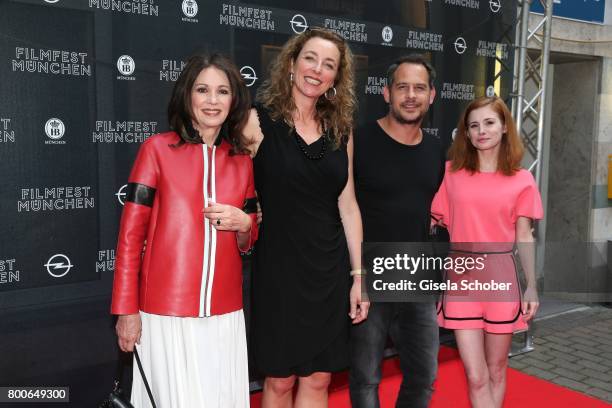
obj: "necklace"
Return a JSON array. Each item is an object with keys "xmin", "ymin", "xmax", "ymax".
[{"xmin": 294, "ymin": 128, "xmax": 327, "ymax": 160}]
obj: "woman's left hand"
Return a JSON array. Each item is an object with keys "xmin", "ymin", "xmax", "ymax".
[
  {"xmin": 522, "ymin": 285, "xmax": 539, "ymax": 322},
  {"xmin": 349, "ymin": 276, "xmax": 370, "ymax": 324},
  {"xmin": 203, "ymin": 203, "xmax": 251, "ymax": 232}
]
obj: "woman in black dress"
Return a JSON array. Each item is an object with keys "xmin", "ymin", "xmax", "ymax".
[{"xmin": 244, "ymin": 28, "xmax": 369, "ymax": 407}]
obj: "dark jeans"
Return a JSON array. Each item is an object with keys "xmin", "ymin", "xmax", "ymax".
[{"xmin": 349, "ymin": 302, "xmax": 439, "ymax": 408}]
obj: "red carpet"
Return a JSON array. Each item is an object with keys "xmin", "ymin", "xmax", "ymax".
[{"xmin": 250, "ymin": 346, "xmax": 612, "ymax": 407}]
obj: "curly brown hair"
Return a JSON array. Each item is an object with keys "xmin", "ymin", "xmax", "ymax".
[
  {"xmin": 256, "ymin": 27, "xmax": 356, "ymax": 148},
  {"xmin": 449, "ymin": 96, "xmax": 524, "ymax": 176}
]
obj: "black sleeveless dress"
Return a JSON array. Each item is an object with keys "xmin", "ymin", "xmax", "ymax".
[{"xmin": 251, "ymin": 105, "xmax": 351, "ymax": 377}]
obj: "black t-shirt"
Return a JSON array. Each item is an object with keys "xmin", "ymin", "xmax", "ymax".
[{"xmin": 354, "ymin": 121, "xmax": 446, "ymax": 243}]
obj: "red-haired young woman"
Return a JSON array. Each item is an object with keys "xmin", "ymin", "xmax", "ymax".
[{"xmin": 432, "ymin": 96, "xmax": 543, "ymax": 408}]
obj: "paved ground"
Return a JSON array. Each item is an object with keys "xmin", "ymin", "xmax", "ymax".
[{"xmin": 508, "ymin": 305, "xmax": 612, "ymax": 403}]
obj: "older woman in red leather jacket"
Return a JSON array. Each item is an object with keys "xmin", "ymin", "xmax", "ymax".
[{"xmin": 110, "ymin": 53, "xmax": 257, "ymax": 408}]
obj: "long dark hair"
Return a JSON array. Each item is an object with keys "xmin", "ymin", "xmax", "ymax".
[{"xmin": 167, "ymin": 52, "xmax": 251, "ymax": 154}]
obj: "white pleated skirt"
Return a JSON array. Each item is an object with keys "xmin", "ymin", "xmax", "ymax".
[{"xmin": 131, "ymin": 310, "xmax": 250, "ymax": 408}]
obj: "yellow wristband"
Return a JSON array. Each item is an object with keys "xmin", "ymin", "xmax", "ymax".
[{"xmin": 350, "ymin": 269, "xmax": 365, "ymax": 276}]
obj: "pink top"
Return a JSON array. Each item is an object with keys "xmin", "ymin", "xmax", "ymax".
[{"xmin": 431, "ymin": 162, "xmax": 543, "ymax": 243}]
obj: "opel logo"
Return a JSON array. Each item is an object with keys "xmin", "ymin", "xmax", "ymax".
[
  {"xmin": 290, "ymin": 14, "xmax": 308, "ymax": 34},
  {"xmin": 45, "ymin": 254, "xmax": 73, "ymax": 278},
  {"xmin": 116, "ymin": 184, "xmax": 128, "ymax": 206},
  {"xmin": 454, "ymin": 37, "xmax": 467, "ymax": 54},
  {"xmin": 240, "ymin": 66, "xmax": 258, "ymax": 87},
  {"xmin": 490, "ymin": 0, "xmax": 501, "ymax": 13}
]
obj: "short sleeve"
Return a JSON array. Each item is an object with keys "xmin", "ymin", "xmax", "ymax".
[
  {"xmin": 513, "ymin": 171, "xmax": 543, "ymax": 222},
  {"xmin": 431, "ymin": 175, "xmax": 449, "ymax": 226},
  {"xmin": 431, "ymin": 161, "xmax": 451, "ymax": 225}
]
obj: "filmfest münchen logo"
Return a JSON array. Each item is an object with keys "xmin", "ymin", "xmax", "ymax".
[
  {"xmin": 323, "ymin": 18, "xmax": 367, "ymax": 43},
  {"xmin": 12, "ymin": 47, "xmax": 91, "ymax": 77},
  {"xmin": 406, "ymin": 30, "xmax": 444, "ymax": 52},
  {"xmin": 490, "ymin": 0, "xmax": 501, "ymax": 13},
  {"xmin": 454, "ymin": 37, "xmax": 467, "ymax": 54},
  {"xmin": 44, "ymin": 118, "xmax": 66, "ymax": 144},
  {"xmin": 365, "ymin": 76, "xmax": 387, "ymax": 95},
  {"xmin": 18, "ymin": 186, "xmax": 95, "ymax": 212},
  {"xmin": 240, "ymin": 66, "xmax": 258, "ymax": 87},
  {"xmin": 45, "ymin": 254, "xmax": 73, "ymax": 278},
  {"xmin": 117, "ymin": 55, "xmax": 136, "ymax": 80},
  {"xmin": 382, "ymin": 26, "xmax": 393, "ymax": 43},
  {"xmin": 290, "ymin": 14, "xmax": 308, "ymax": 34},
  {"xmin": 160, "ymin": 60, "xmax": 185, "ymax": 81},
  {"xmin": 219, "ymin": 4, "xmax": 275, "ymax": 31},
  {"xmin": 88, "ymin": 0, "xmax": 158, "ymax": 16},
  {"xmin": 445, "ymin": 0, "xmax": 479, "ymax": 9},
  {"xmin": 441, "ymin": 82, "xmax": 475, "ymax": 100},
  {"xmin": 93, "ymin": 120, "xmax": 157, "ymax": 143},
  {"xmin": 477, "ymin": 41, "xmax": 508, "ymax": 59},
  {"xmin": 96, "ymin": 249, "xmax": 115, "ymax": 273}
]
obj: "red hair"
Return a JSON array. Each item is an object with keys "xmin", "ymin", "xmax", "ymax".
[{"xmin": 449, "ymin": 96, "xmax": 524, "ymax": 176}]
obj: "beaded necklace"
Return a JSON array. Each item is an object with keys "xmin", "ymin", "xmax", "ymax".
[{"xmin": 293, "ymin": 128, "xmax": 327, "ymax": 160}]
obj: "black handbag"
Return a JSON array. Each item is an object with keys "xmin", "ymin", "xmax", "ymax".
[
  {"xmin": 100, "ymin": 384, "xmax": 133, "ymax": 408},
  {"xmin": 99, "ymin": 347, "xmax": 157, "ymax": 408}
]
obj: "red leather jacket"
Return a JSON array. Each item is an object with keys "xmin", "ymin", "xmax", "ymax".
[{"xmin": 111, "ymin": 132, "xmax": 257, "ymax": 317}]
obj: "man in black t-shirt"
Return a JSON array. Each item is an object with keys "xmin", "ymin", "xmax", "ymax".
[{"xmin": 350, "ymin": 55, "xmax": 446, "ymax": 408}]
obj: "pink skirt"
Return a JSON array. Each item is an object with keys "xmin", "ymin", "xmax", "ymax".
[{"xmin": 437, "ymin": 249, "xmax": 528, "ymax": 333}]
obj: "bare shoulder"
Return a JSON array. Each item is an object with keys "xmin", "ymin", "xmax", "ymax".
[{"xmin": 243, "ymin": 108, "xmax": 264, "ymax": 157}]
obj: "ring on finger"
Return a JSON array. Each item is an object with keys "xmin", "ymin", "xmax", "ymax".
[{"xmin": 216, "ymin": 219, "xmax": 221, "ymax": 226}]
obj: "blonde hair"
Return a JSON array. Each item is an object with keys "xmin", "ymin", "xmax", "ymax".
[
  {"xmin": 449, "ymin": 96, "xmax": 524, "ymax": 176},
  {"xmin": 256, "ymin": 27, "xmax": 356, "ymax": 148}
]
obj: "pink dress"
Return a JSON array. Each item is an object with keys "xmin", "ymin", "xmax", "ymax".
[{"xmin": 431, "ymin": 162, "xmax": 543, "ymax": 333}]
